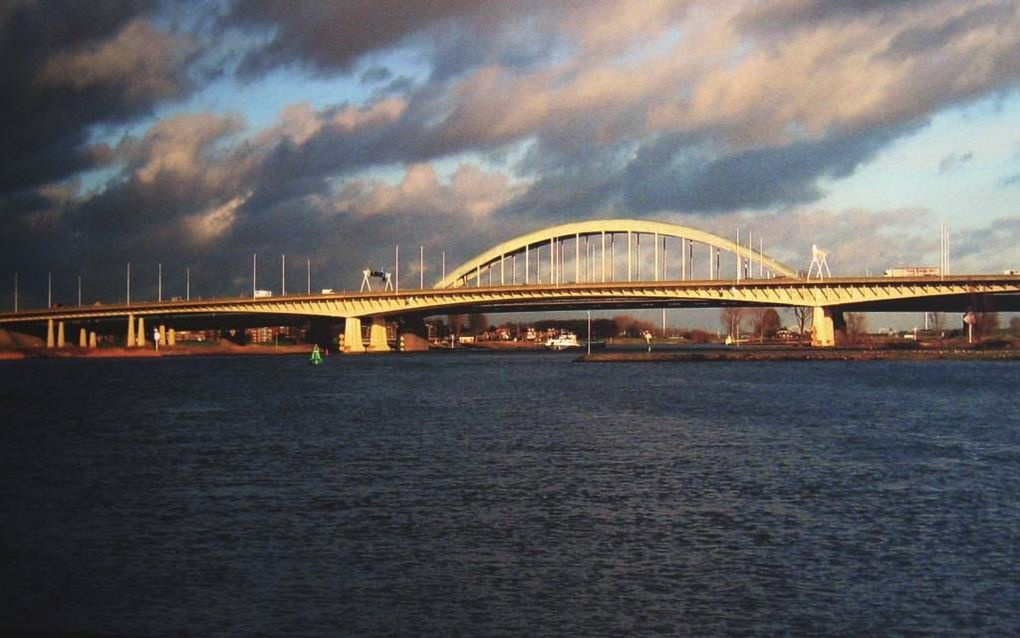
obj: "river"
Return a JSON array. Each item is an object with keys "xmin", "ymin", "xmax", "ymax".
[{"xmin": 1, "ymin": 353, "xmax": 1018, "ymax": 635}]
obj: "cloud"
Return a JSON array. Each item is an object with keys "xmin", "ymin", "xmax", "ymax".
[
  {"xmin": 938, "ymin": 151, "xmax": 974, "ymax": 175},
  {"xmin": 183, "ymin": 193, "xmax": 250, "ymax": 244},
  {"xmin": 1000, "ymin": 173, "xmax": 1020, "ymax": 188},
  {"xmin": 224, "ymin": 0, "xmax": 492, "ymax": 77},
  {"xmin": 3, "ymin": 1, "xmax": 1020, "ymax": 308},
  {"xmin": 37, "ymin": 20, "xmax": 195, "ymax": 102},
  {"xmin": 0, "ymin": 4, "xmax": 198, "ymax": 192},
  {"xmin": 334, "ymin": 163, "xmax": 521, "ymax": 219}
]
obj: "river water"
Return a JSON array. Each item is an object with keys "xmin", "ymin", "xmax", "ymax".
[{"xmin": 1, "ymin": 353, "xmax": 1018, "ymax": 635}]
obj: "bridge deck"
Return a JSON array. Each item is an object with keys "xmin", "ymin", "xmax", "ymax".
[{"xmin": 2, "ymin": 275, "xmax": 1019, "ymax": 327}]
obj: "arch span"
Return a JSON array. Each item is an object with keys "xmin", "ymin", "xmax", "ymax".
[{"xmin": 435, "ymin": 219, "xmax": 798, "ymax": 288}]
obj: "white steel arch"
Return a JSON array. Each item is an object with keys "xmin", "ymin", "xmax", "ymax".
[{"xmin": 434, "ymin": 219, "xmax": 799, "ymax": 288}]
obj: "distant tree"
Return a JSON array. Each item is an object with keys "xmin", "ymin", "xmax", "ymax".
[
  {"xmin": 972, "ymin": 312, "xmax": 1000, "ymax": 340},
  {"xmin": 612, "ymin": 315, "xmax": 656, "ymax": 337},
  {"xmin": 792, "ymin": 306, "xmax": 811, "ymax": 344},
  {"xmin": 720, "ymin": 307, "xmax": 745, "ymax": 340},
  {"xmin": 447, "ymin": 314, "xmax": 465, "ymax": 336},
  {"xmin": 467, "ymin": 313, "xmax": 489, "ymax": 335},
  {"xmin": 844, "ymin": 312, "xmax": 869, "ymax": 346},
  {"xmin": 751, "ymin": 308, "xmax": 782, "ymax": 342}
]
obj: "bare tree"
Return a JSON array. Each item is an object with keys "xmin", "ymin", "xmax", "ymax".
[
  {"xmin": 720, "ymin": 307, "xmax": 745, "ymax": 341},
  {"xmin": 467, "ymin": 313, "xmax": 489, "ymax": 336},
  {"xmin": 844, "ymin": 312, "xmax": 869, "ymax": 346},
  {"xmin": 751, "ymin": 308, "xmax": 782, "ymax": 342},
  {"xmin": 973, "ymin": 312, "xmax": 1000, "ymax": 340},
  {"xmin": 447, "ymin": 314, "xmax": 465, "ymax": 336},
  {"xmin": 792, "ymin": 306, "xmax": 811, "ymax": 344}
]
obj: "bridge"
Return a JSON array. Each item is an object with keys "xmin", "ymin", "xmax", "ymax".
[{"xmin": 2, "ymin": 219, "xmax": 1018, "ymax": 351}]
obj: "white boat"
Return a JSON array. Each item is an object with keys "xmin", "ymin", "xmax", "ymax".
[{"xmin": 544, "ymin": 332, "xmax": 580, "ymax": 350}]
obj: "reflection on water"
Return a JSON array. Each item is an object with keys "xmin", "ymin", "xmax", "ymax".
[{"xmin": 1, "ymin": 354, "xmax": 1018, "ymax": 635}]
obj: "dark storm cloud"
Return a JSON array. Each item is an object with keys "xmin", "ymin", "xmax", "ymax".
[
  {"xmin": 884, "ymin": 2, "xmax": 1015, "ymax": 56},
  {"xmin": 0, "ymin": 1, "xmax": 196, "ymax": 193},
  {"xmin": 623, "ymin": 124, "xmax": 921, "ymax": 214},
  {"xmin": 5, "ymin": 0, "xmax": 1020, "ymax": 309},
  {"xmin": 359, "ymin": 66, "xmax": 392, "ymax": 84},
  {"xmin": 498, "ymin": 123, "xmax": 919, "ymax": 222},
  {"xmin": 224, "ymin": 0, "xmax": 485, "ymax": 77},
  {"xmin": 737, "ymin": 0, "xmax": 931, "ymax": 31}
]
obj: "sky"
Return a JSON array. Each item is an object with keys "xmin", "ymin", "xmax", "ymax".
[{"xmin": 3, "ymin": 0, "xmax": 1020, "ymax": 322}]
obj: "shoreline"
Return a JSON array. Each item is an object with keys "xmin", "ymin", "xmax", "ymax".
[
  {"xmin": 577, "ymin": 347, "xmax": 1020, "ymax": 362},
  {"xmin": 0, "ymin": 343, "xmax": 314, "ymax": 360}
]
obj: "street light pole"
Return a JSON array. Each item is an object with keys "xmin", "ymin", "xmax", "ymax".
[
  {"xmin": 158, "ymin": 263, "xmax": 162, "ymax": 302},
  {"xmin": 281, "ymin": 254, "xmax": 286, "ymax": 295},
  {"xmin": 78, "ymin": 275, "xmax": 82, "ymax": 306},
  {"xmin": 587, "ymin": 310, "xmax": 592, "ymax": 355},
  {"xmin": 127, "ymin": 263, "xmax": 131, "ymax": 304},
  {"xmin": 47, "ymin": 272, "xmax": 51, "ymax": 308},
  {"xmin": 252, "ymin": 253, "xmax": 257, "ymax": 298},
  {"xmin": 186, "ymin": 267, "xmax": 191, "ymax": 300}
]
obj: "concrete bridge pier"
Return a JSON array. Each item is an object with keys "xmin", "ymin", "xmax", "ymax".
[
  {"xmin": 79, "ymin": 327, "xmax": 87, "ymax": 348},
  {"xmin": 343, "ymin": 317, "xmax": 366, "ymax": 353},
  {"xmin": 811, "ymin": 306, "xmax": 844, "ymax": 347},
  {"xmin": 367, "ymin": 316, "xmax": 391, "ymax": 352},
  {"xmin": 56, "ymin": 321, "xmax": 65, "ymax": 348},
  {"xmin": 136, "ymin": 317, "xmax": 146, "ymax": 348},
  {"xmin": 127, "ymin": 314, "xmax": 135, "ymax": 347},
  {"xmin": 46, "ymin": 319, "xmax": 54, "ymax": 348},
  {"xmin": 167, "ymin": 328, "xmax": 175, "ymax": 346},
  {"xmin": 89, "ymin": 331, "xmax": 97, "ymax": 348}
]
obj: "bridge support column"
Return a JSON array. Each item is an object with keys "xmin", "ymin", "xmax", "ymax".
[
  {"xmin": 167, "ymin": 328, "xmax": 175, "ymax": 346},
  {"xmin": 159, "ymin": 324, "xmax": 166, "ymax": 347},
  {"xmin": 57, "ymin": 321, "xmax": 65, "ymax": 348},
  {"xmin": 343, "ymin": 317, "xmax": 366, "ymax": 353},
  {"xmin": 811, "ymin": 306, "xmax": 844, "ymax": 347},
  {"xmin": 127, "ymin": 314, "xmax": 134, "ymax": 347},
  {"xmin": 46, "ymin": 319, "xmax": 54, "ymax": 348},
  {"xmin": 79, "ymin": 327, "xmax": 87, "ymax": 348},
  {"xmin": 367, "ymin": 316, "xmax": 391, "ymax": 352},
  {"xmin": 136, "ymin": 316, "xmax": 146, "ymax": 348},
  {"xmin": 89, "ymin": 331, "xmax": 97, "ymax": 349}
]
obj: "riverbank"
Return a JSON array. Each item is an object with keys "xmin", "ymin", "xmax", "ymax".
[
  {"xmin": 0, "ymin": 342, "xmax": 314, "ymax": 360},
  {"xmin": 578, "ymin": 347, "xmax": 1020, "ymax": 362}
]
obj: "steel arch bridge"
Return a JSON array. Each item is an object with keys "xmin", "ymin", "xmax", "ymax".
[
  {"xmin": 2, "ymin": 218, "xmax": 1020, "ymax": 351},
  {"xmin": 434, "ymin": 218, "xmax": 798, "ymax": 288}
]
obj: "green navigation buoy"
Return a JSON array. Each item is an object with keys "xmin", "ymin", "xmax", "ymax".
[{"xmin": 309, "ymin": 344, "xmax": 323, "ymax": 365}]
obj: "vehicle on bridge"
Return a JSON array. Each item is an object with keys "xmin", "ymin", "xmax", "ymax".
[{"xmin": 884, "ymin": 267, "xmax": 940, "ymax": 277}]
